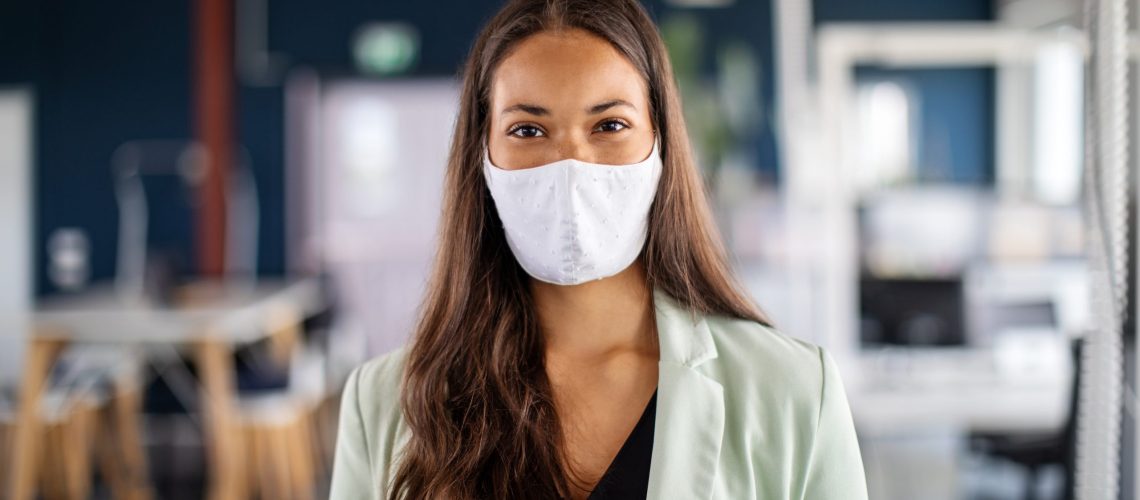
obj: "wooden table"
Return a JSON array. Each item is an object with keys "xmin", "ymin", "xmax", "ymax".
[{"xmin": 8, "ymin": 278, "xmax": 325, "ymax": 500}]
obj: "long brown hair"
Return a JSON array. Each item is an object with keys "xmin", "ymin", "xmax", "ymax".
[{"xmin": 390, "ymin": 0, "xmax": 770, "ymax": 498}]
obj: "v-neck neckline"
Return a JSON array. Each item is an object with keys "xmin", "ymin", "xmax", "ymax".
[{"xmin": 586, "ymin": 387, "xmax": 658, "ymax": 499}]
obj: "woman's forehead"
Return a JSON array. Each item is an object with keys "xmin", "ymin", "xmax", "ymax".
[{"xmin": 491, "ymin": 29, "xmax": 649, "ymax": 114}]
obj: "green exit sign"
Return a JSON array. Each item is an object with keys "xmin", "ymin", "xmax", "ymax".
[{"xmin": 353, "ymin": 22, "xmax": 419, "ymax": 76}]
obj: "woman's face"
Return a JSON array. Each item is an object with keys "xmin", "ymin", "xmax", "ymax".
[{"xmin": 487, "ymin": 28, "xmax": 655, "ymax": 171}]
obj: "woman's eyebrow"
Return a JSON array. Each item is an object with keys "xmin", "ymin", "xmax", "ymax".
[
  {"xmin": 501, "ymin": 103, "xmax": 549, "ymax": 117},
  {"xmin": 587, "ymin": 99, "xmax": 636, "ymax": 114},
  {"xmin": 500, "ymin": 99, "xmax": 636, "ymax": 117}
]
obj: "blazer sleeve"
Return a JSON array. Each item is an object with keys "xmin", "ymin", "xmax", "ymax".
[
  {"xmin": 330, "ymin": 366, "xmax": 374, "ymax": 499},
  {"xmin": 802, "ymin": 347, "xmax": 869, "ymax": 500}
]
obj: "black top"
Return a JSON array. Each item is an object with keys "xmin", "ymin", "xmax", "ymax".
[{"xmin": 587, "ymin": 388, "xmax": 658, "ymax": 500}]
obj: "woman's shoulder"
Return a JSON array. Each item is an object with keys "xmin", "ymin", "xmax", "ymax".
[
  {"xmin": 353, "ymin": 345, "xmax": 410, "ymax": 392},
  {"xmin": 701, "ymin": 313, "xmax": 841, "ymax": 422},
  {"xmin": 330, "ymin": 346, "xmax": 411, "ymax": 497},
  {"xmin": 704, "ymin": 314, "xmax": 828, "ymax": 379},
  {"xmin": 343, "ymin": 345, "xmax": 412, "ymax": 464},
  {"xmin": 350, "ymin": 345, "xmax": 410, "ymax": 422},
  {"xmin": 701, "ymin": 314, "xmax": 867, "ymax": 497}
]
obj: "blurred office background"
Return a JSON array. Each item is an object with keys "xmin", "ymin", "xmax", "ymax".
[{"xmin": 0, "ymin": 0, "xmax": 1137, "ymax": 498}]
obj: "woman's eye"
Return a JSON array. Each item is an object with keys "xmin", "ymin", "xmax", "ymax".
[
  {"xmin": 595, "ymin": 120, "xmax": 629, "ymax": 133},
  {"xmin": 509, "ymin": 125, "xmax": 544, "ymax": 138}
]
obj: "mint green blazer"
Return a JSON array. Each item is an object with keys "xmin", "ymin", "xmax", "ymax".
[{"xmin": 330, "ymin": 289, "xmax": 869, "ymax": 499}]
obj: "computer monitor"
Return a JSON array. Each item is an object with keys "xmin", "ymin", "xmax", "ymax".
[{"xmin": 859, "ymin": 275, "xmax": 966, "ymax": 347}]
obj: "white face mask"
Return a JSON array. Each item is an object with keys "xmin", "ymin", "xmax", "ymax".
[{"xmin": 482, "ymin": 136, "xmax": 663, "ymax": 286}]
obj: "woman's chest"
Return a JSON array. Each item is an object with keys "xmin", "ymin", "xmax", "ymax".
[
  {"xmin": 557, "ymin": 383, "xmax": 657, "ymax": 490},
  {"xmin": 549, "ymin": 360, "xmax": 656, "ymax": 491}
]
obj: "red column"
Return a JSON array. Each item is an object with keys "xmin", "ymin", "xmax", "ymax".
[{"xmin": 192, "ymin": 0, "xmax": 234, "ymax": 276}]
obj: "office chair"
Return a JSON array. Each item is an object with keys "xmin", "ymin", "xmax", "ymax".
[
  {"xmin": 111, "ymin": 140, "xmax": 328, "ymax": 498},
  {"xmin": 968, "ymin": 337, "xmax": 1081, "ymax": 500},
  {"xmin": 111, "ymin": 139, "xmax": 260, "ymax": 299}
]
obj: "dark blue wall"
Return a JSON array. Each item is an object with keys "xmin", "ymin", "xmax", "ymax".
[
  {"xmin": 815, "ymin": 0, "xmax": 991, "ymax": 21},
  {"xmin": 2, "ymin": 0, "xmax": 194, "ymax": 296}
]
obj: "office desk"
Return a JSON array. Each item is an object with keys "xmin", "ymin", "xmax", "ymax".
[
  {"xmin": 847, "ymin": 347, "xmax": 1069, "ymax": 434},
  {"xmin": 8, "ymin": 278, "xmax": 324, "ymax": 500},
  {"xmin": 845, "ymin": 348, "xmax": 1070, "ymax": 500}
]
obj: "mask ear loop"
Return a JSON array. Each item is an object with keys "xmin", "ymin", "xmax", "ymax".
[
  {"xmin": 482, "ymin": 139, "xmax": 495, "ymax": 169},
  {"xmin": 649, "ymin": 128, "xmax": 661, "ymax": 161}
]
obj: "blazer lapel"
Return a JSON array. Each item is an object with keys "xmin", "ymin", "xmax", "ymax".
[{"xmin": 645, "ymin": 288, "xmax": 725, "ymax": 500}]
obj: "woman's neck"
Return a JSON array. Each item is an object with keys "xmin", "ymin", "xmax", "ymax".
[{"xmin": 531, "ymin": 261, "xmax": 658, "ymax": 364}]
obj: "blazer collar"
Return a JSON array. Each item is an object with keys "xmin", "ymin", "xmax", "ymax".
[
  {"xmin": 647, "ymin": 287, "xmax": 726, "ymax": 499},
  {"xmin": 651, "ymin": 287, "xmax": 719, "ymax": 368}
]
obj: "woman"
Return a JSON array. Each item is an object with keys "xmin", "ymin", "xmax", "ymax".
[{"xmin": 330, "ymin": 0, "xmax": 868, "ymax": 498}]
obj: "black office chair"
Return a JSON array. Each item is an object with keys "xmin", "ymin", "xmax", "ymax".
[{"xmin": 968, "ymin": 338, "xmax": 1081, "ymax": 500}]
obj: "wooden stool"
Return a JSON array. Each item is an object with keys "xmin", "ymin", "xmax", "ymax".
[
  {"xmin": 0, "ymin": 392, "xmax": 98, "ymax": 500},
  {"xmin": 0, "ymin": 402, "xmax": 12, "ymax": 495},
  {"xmin": 241, "ymin": 395, "xmax": 317, "ymax": 500},
  {"xmin": 38, "ymin": 394, "xmax": 98, "ymax": 500},
  {"xmin": 95, "ymin": 379, "xmax": 154, "ymax": 500},
  {"xmin": 2, "ymin": 384, "xmax": 152, "ymax": 500}
]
